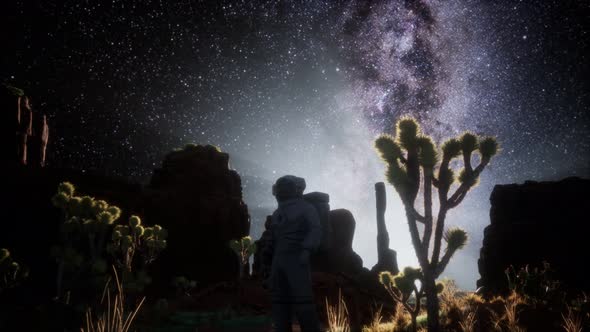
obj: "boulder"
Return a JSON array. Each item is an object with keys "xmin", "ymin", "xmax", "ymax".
[{"xmin": 311, "ymin": 209, "xmax": 363, "ymax": 275}]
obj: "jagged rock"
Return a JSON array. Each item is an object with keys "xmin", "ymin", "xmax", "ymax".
[
  {"xmin": 477, "ymin": 177, "xmax": 590, "ymax": 294},
  {"xmin": 252, "ymin": 216, "xmax": 272, "ymax": 280},
  {"xmin": 145, "ymin": 144, "xmax": 251, "ymax": 287}
]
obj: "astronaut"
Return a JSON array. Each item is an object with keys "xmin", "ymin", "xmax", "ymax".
[{"xmin": 269, "ymin": 175, "xmax": 322, "ymax": 332}]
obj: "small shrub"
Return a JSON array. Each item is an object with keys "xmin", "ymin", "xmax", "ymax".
[
  {"xmin": 561, "ymin": 306, "xmax": 583, "ymax": 332},
  {"xmin": 82, "ymin": 267, "xmax": 145, "ymax": 332}
]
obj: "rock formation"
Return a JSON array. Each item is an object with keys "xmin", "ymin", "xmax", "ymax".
[
  {"xmin": 477, "ymin": 177, "xmax": 590, "ymax": 294},
  {"xmin": 371, "ymin": 182, "xmax": 399, "ymax": 275},
  {"xmin": 303, "ymin": 192, "xmax": 332, "ymax": 252},
  {"xmin": 144, "ymin": 144, "xmax": 251, "ymax": 287}
]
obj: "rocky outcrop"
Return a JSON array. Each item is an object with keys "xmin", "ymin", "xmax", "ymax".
[
  {"xmin": 371, "ymin": 182, "xmax": 399, "ymax": 275},
  {"xmin": 303, "ymin": 192, "xmax": 332, "ymax": 252},
  {"xmin": 308, "ymin": 206, "xmax": 363, "ymax": 275},
  {"xmin": 477, "ymin": 177, "xmax": 590, "ymax": 294},
  {"xmin": 144, "ymin": 144, "xmax": 250, "ymax": 287}
]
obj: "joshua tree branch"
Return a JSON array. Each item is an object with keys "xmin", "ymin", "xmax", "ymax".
[
  {"xmin": 430, "ymin": 207, "xmax": 448, "ymax": 267},
  {"xmin": 435, "ymin": 249, "xmax": 455, "ymax": 278},
  {"xmin": 410, "ymin": 208, "xmax": 426, "ymax": 224},
  {"xmin": 463, "ymin": 150, "xmax": 473, "ymax": 173},
  {"xmin": 447, "ymin": 190, "xmax": 467, "ymax": 209},
  {"xmin": 406, "ymin": 148, "xmax": 421, "ymax": 204},
  {"xmin": 404, "ymin": 208, "xmax": 429, "ymax": 269},
  {"xmin": 448, "ymin": 157, "xmax": 490, "ymax": 206},
  {"xmin": 422, "ymin": 175, "xmax": 433, "ymax": 253},
  {"xmin": 413, "ymin": 285, "xmax": 422, "ymax": 315}
]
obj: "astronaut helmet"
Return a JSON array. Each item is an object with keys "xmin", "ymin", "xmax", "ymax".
[{"xmin": 272, "ymin": 175, "xmax": 306, "ymax": 201}]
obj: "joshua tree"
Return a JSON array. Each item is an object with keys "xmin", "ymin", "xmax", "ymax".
[
  {"xmin": 374, "ymin": 117, "xmax": 499, "ymax": 331},
  {"xmin": 51, "ymin": 181, "xmax": 167, "ymax": 297},
  {"xmin": 0, "ymin": 248, "xmax": 28, "ymax": 294},
  {"xmin": 229, "ymin": 236, "xmax": 257, "ymax": 280}
]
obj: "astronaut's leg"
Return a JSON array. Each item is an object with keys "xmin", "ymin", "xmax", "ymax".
[
  {"xmin": 271, "ymin": 262, "xmax": 293, "ymax": 332},
  {"xmin": 286, "ymin": 255, "xmax": 321, "ymax": 332}
]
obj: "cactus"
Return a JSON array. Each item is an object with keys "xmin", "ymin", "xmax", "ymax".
[{"xmin": 375, "ymin": 117, "xmax": 499, "ymax": 331}]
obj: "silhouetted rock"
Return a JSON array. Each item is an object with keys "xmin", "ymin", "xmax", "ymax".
[
  {"xmin": 371, "ymin": 182, "xmax": 399, "ymax": 275},
  {"xmin": 477, "ymin": 177, "xmax": 590, "ymax": 294},
  {"xmin": 303, "ymin": 192, "xmax": 332, "ymax": 252},
  {"xmin": 252, "ymin": 216, "xmax": 273, "ymax": 280},
  {"xmin": 311, "ymin": 209, "xmax": 364, "ymax": 275},
  {"xmin": 145, "ymin": 144, "xmax": 251, "ymax": 288}
]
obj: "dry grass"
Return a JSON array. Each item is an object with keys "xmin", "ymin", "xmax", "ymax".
[
  {"xmin": 366, "ymin": 304, "xmax": 383, "ymax": 331},
  {"xmin": 326, "ymin": 289, "xmax": 350, "ymax": 332},
  {"xmin": 502, "ymin": 292, "xmax": 526, "ymax": 332},
  {"xmin": 81, "ymin": 268, "xmax": 145, "ymax": 332},
  {"xmin": 439, "ymin": 279, "xmax": 460, "ymax": 312},
  {"xmin": 463, "ymin": 293, "xmax": 485, "ymax": 309},
  {"xmin": 362, "ymin": 301, "xmax": 410, "ymax": 332},
  {"xmin": 458, "ymin": 310, "xmax": 477, "ymax": 332},
  {"xmin": 392, "ymin": 300, "xmax": 410, "ymax": 331},
  {"xmin": 561, "ymin": 306, "xmax": 583, "ymax": 332}
]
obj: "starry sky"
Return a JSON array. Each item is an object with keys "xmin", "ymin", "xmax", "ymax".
[{"xmin": 7, "ymin": 0, "xmax": 590, "ymax": 289}]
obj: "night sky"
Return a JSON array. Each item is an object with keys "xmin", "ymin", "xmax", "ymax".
[{"xmin": 7, "ymin": 0, "xmax": 589, "ymax": 289}]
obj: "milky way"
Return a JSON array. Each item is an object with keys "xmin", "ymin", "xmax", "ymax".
[{"xmin": 9, "ymin": 0, "xmax": 590, "ymax": 288}]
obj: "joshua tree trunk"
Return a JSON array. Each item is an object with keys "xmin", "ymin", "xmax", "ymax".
[
  {"xmin": 423, "ymin": 272, "xmax": 440, "ymax": 332},
  {"xmin": 410, "ymin": 315, "xmax": 418, "ymax": 332}
]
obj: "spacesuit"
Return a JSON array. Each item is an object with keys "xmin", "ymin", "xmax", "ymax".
[{"xmin": 269, "ymin": 175, "xmax": 322, "ymax": 332}]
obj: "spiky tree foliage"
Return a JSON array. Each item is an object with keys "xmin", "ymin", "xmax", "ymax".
[
  {"xmin": 229, "ymin": 236, "xmax": 257, "ymax": 280},
  {"xmin": 379, "ymin": 267, "xmax": 445, "ymax": 332},
  {"xmin": 375, "ymin": 117, "xmax": 499, "ymax": 331},
  {"xmin": 4, "ymin": 84, "xmax": 25, "ymax": 97},
  {"xmin": 51, "ymin": 182, "xmax": 167, "ymax": 299}
]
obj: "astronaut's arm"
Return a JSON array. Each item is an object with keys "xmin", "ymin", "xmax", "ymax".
[{"xmin": 301, "ymin": 206, "xmax": 321, "ymax": 252}]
